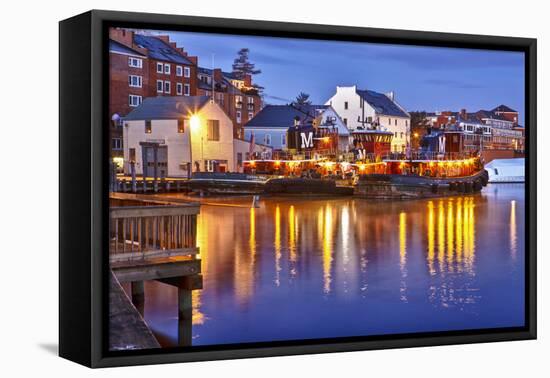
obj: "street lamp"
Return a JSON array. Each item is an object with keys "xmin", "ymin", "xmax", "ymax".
[{"xmin": 188, "ymin": 114, "xmax": 202, "ymax": 175}]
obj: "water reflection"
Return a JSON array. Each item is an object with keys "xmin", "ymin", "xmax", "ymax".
[{"xmin": 143, "ymin": 186, "xmax": 525, "ymax": 347}]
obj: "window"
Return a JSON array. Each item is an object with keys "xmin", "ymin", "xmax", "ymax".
[
  {"xmin": 128, "ymin": 57, "xmax": 142, "ymax": 68},
  {"xmin": 111, "ymin": 138, "xmax": 122, "ymax": 150},
  {"xmin": 235, "ymin": 96, "xmax": 243, "ymax": 108},
  {"xmin": 264, "ymin": 134, "xmax": 271, "ymax": 145},
  {"xmin": 218, "ymin": 93, "xmax": 224, "ymax": 105},
  {"xmin": 184, "ymin": 66, "xmax": 191, "ymax": 78},
  {"xmin": 389, "ymin": 118, "xmax": 392, "ymax": 125},
  {"xmin": 400, "ymin": 132, "xmax": 404, "ymax": 139},
  {"xmin": 176, "ymin": 83, "xmax": 183, "ymax": 95},
  {"xmin": 405, "ymin": 120, "xmax": 408, "ymax": 127},
  {"xmin": 395, "ymin": 119, "xmax": 398, "ymax": 126},
  {"xmin": 164, "ymin": 81, "xmax": 171, "ymax": 94},
  {"xmin": 207, "ymin": 120, "xmax": 220, "ymax": 141},
  {"xmin": 281, "ymin": 134, "xmax": 286, "ymax": 146},
  {"xmin": 156, "ymin": 62, "xmax": 163, "ymax": 73},
  {"xmin": 128, "ymin": 75, "xmax": 142, "ymax": 88},
  {"xmin": 237, "ymin": 152, "xmax": 243, "ymax": 166},
  {"xmin": 129, "ymin": 148, "xmax": 136, "ymax": 162},
  {"xmin": 145, "ymin": 120, "xmax": 152, "ymax": 134},
  {"xmin": 156, "ymin": 80, "xmax": 163, "ymax": 93},
  {"xmin": 247, "ymin": 96, "xmax": 254, "ymax": 104},
  {"xmin": 164, "ymin": 63, "xmax": 170, "ymax": 74},
  {"xmin": 184, "ymin": 84, "xmax": 190, "ymax": 96},
  {"xmin": 236, "ymin": 111, "xmax": 242, "ymax": 124},
  {"xmin": 177, "ymin": 118, "xmax": 185, "ymax": 133},
  {"xmin": 248, "ymin": 112, "xmax": 254, "ymax": 120},
  {"xmin": 176, "ymin": 65, "xmax": 183, "ymax": 77},
  {"xmin": 344, "ymin": 101, "xmax": 348, "ymax": 110},
  {"xmin": 128, "ymin": 95, "xmax": 142, "ymax": 107},
  {"xmin": 343, "ymin": 118, "xmax": 347, "ymax": 125}
]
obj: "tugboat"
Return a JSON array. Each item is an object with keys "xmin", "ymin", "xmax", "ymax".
[{"xmin": 355, "ymin": 127, "xmax": 489, "ymax": 199}]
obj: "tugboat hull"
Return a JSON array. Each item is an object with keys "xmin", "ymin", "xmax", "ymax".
[
  {"xmin": 355, "ymin": 170, "xmax": 489, "ymax": 199},
  {"xmin": 265, "ymin": 178, "xmax": 354, "ymax": 196}
]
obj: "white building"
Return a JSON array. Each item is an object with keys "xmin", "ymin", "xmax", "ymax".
[
  {"xmin": 243, "ymin": 104, "xmax": 350, "ymax": 151},
  {"xmin": 123, "ymin": 96, "xmax": 267, "ymax": 177},
  {"xmin": 325, "ymin": 85, "xmax": 410, "ymax": 152}
]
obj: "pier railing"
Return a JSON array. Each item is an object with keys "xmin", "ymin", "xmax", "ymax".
[{"xmin": 109, "ymin": 202, "xmax": 200, "ymax": 263}]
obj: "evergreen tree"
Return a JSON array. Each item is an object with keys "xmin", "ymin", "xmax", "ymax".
[
  {"xmin": 232, "ymin": 48, "xmax": 261, "ymax": 79},
  {"xmin": 294, "ymin": 92, "xmax": 312, "ymax": 105}
]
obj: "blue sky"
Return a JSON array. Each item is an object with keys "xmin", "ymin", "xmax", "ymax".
[{"xmin": 154, "ymin": 29, "xmax": 525, "ymax": 124}]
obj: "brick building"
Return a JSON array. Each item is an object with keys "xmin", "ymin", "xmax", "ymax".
[
  {"xmin": 108, "ymin": 28, "xmax": 199, "ymax": 165},
  {"xmin": 197, "ymin": 67, "xmax": 262, "ymax": 138}
]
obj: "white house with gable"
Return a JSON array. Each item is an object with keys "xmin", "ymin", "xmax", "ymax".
[
  {"xmin": 325, "ymin": 85, "xmax": 410, "ymax": 152},
  {"xmin": 123, "ymin": 96, "xmax": 267, "ymax": 177}
]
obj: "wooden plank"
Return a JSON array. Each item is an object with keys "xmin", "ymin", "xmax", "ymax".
[
  {"xmin": 109, "ymin": 247, "xmax": 199, "ymax": 264},
  {"xmin": 112, "ymin": 258, "xmax": 201, "ymax": 283},
  {"xmin": 110, "ymin": 205, "xmax": 199, "ymax": 219},
  {"xmin": 157, "ymin": 274, "xmax": 203, "ymax": 290}
]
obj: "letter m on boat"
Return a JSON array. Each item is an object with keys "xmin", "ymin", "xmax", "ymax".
[{"xmin": 300, "ymin": 132, "xmax": 314, "ymax": 148}]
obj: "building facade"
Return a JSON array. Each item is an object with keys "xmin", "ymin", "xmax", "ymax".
[
  {"xmin": 197, "ymin": 68, "xmax": 262, "ymax": 138},
  {"xmin": 123, "ymin": 96, "xmax": 266, "ymax": 177},
  {"xmin": 109, "ymin": 28, "xmax": 199, "ymax": 167},
  {"xmin": 325, "ymin": 86, "xmax": 410, "ymax": 153},
  {"xmin": 243, "ymin": 104, "xmax": 350, "ymax": 153}
]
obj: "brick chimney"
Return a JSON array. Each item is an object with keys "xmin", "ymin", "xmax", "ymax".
[
  {"xmin": 244, "ymin": 74, "xmax": 252, "ymax": 87},
  {"xmin": 460, "ymin": 108, "xmax": 467, "ymax": 119},
  {"xmin": 109, "ymin": 28, "xmax": 134, "ymax": 48},
  {"xmin": 187, "ymin": 56, "xmax": 198, "ymax": 65},
  {"xmin": 386, "ymin": 91, "xmax": 395, "ymax": 102},
  {"xmin": 157, "ymin": 35, "xmax": 170, "ymax": 43},
  {"xmin": 213, "ymin": 68, "xmax": 223, "ymax": 83}
]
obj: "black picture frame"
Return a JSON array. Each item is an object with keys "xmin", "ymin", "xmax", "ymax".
[{"xmin": 59, "ymin": 9, "xmax": 537, "ymax": 368}]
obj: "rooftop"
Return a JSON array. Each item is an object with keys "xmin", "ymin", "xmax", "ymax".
[
  {"xmin": 244, "ymin": 104, "xmax": 328, "ymax": 129},
  {"xmin": 124, "ymin": 96, "xmax": 211, "ymax": 120},
  {"xmin": 133, "ymin": 34, "xmax": 194, "ymax": 65},
  {"xmin": 492, "ymin": 104, "xmax": 517, "ymax": 113},
  {"xmin": 356, "ymin": 89, "xmax": 409, "ymax": 118},
  {"xmin": 109, "ymin": 39, "xmax": 146, "ymax": 57}
]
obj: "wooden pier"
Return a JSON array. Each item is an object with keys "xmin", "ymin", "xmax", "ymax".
[{"xmin": 109, "ymin": 193, "xmax": 202, "ymax": 348}]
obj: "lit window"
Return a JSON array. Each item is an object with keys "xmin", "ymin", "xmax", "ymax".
[
  {"xmin": 177, "ymin": 118, "xmax": 185, "ymax": 133},
  {"xmin": 248, "ymin": 112, "xmax": 254, "ymax": 120},
  {"xmin": 235, "ymin": 96, "xmax": 243, "ymax": 108},
  {"xmin": 207, "ymin": 120, "xmax": 220, "ymax": 141},
  {"xmin": 236, "ymin": 111, "xmax": 242, "ymax": 124},
  {"xmin": 145, "ymin": 120, "xmax": 152, "ymax": 134},
  {"xmin": 184, "ymin": 66, "xmax": 191, "ymax": 78}
]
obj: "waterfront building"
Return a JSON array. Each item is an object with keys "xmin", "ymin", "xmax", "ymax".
[
  {"xmin": 197, "ymin": 67, "xmax": 262, "ymax": 138},
  {"xmin": 122, "ymin": 96, "xmax": 267, "ymax": 177},
  {"xmin": 325, "ymin": 85, "xmax": 411, "ymax": 153},
  {"xmin": 243, "ymin": 104, "xmax": 350, "ymax": 153},
  {"xmin": 109, "ymin": 28, "xmax": 199, "ymax": 167}
]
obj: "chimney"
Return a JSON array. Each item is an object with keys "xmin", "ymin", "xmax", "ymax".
[
  {"xmin": 157, "ymin": 35, "xmax": 170, "ymax": 43},
  {"xmin": 460, "ymin": 108, "xmax": 467, "ymax": 119},
  {"xmin": 187, "ymin": 56, "xmax": 198, "ymax": 65},
  {"xmin": 109, "ymin": 28, "xmax": 134, "ymax": 48},
  {"xmin": 244, "ymin": 74, "xmax": 252, "ymax": 87},
  {"xmin": 213, "ymin": 68, "xmax": 223, "ymax": 82},
  {"xmin": 386, "ymin": 91, "xmax": 395, "ymax": 102}
]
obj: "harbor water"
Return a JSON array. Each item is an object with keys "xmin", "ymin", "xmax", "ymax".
[{"xmin": 134, "ymin": 184, "xmax": 525, "ymax": 347}]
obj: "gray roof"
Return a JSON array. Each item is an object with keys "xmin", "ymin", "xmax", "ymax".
[
  {"xmin": 356, "ymin": 89, "xmax": 409, "ymax": 118},
  {"xmin": 124, "ymin": 96, "xmax": 211, "ymax": 120},
  {"xmin": 244, "ymin": 104, "xmax": 328, "ymax": 129},
  {"xmin": 109, "ymin": 39, "xmax": 146, "ymax": 57},
  {"xmin": 133, "ymin": 34, "xmax": 194, "ymax": 65},
  {"xmin": 492, "ymin": 104, "xmax": 517, "ymax": 113}
]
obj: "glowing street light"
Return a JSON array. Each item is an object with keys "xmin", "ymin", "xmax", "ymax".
[{"xmin": 190, "ymin": 114, "xmax": 201, "ymax": 131}]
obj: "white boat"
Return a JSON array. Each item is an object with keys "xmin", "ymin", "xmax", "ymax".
[{"xmin": 485, "ymin": 158, "xmax": 525, "ymax": 183}]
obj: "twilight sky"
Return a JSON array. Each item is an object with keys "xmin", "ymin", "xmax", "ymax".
[{"xmin": 153, "ymin": 29, "xmax": 525, "ymax": 125}]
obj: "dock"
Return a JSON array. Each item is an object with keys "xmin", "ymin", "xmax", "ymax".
[{"xmin": 109, "ymin": 193, "xmax": 202, "ymax": 348}]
